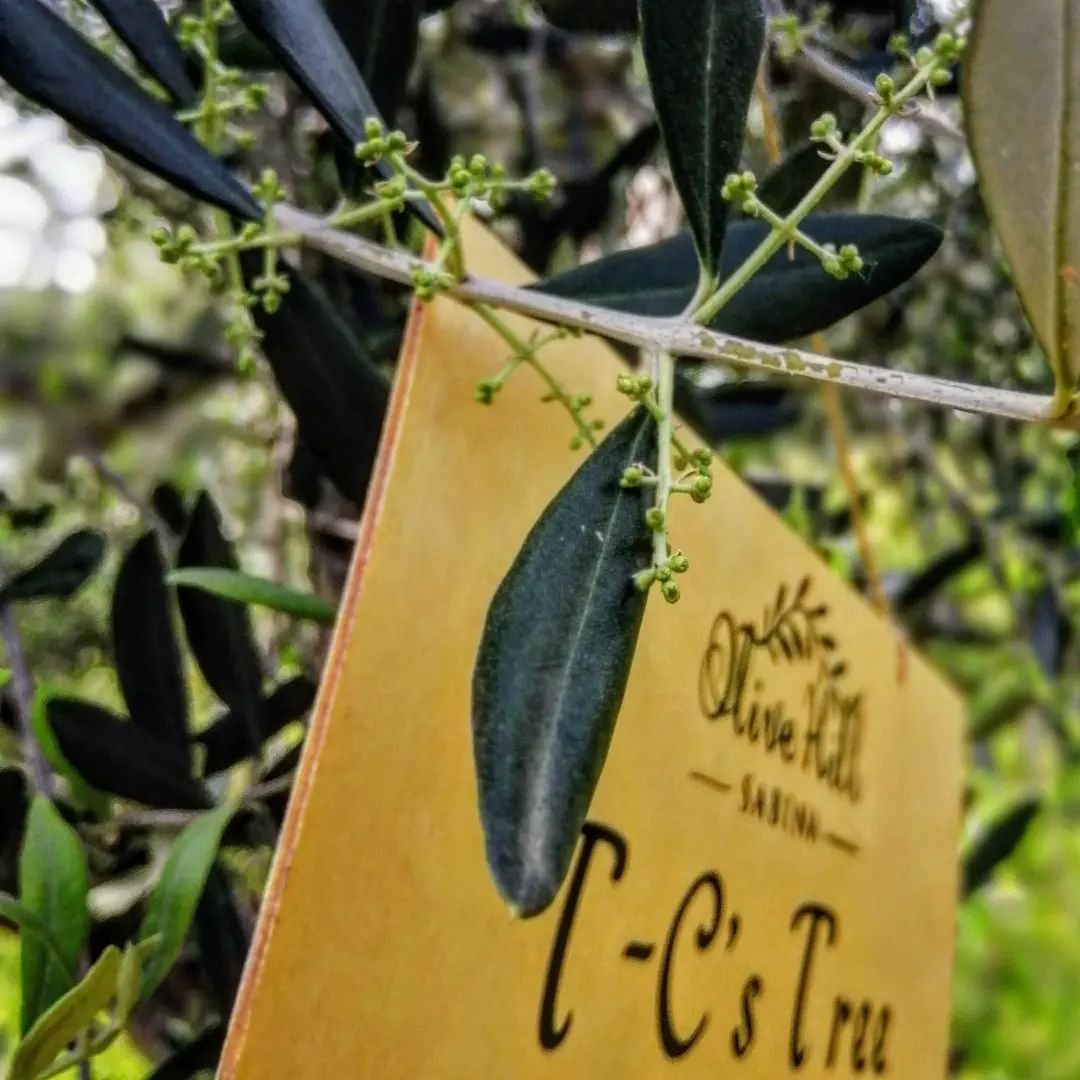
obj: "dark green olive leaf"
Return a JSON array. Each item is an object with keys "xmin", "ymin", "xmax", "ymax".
[
  {"xmin": 145, "ymin": 1023, "xmax": 225, "ymax": 1080},
  {"xmin": 244, "ymin": 260, "xmax": 389, "ymax": 504},
  {"xmin": 0, "ymin": 530, "xmax": 106, "ymax": 607},
  {"xmin": 167, "ymin": 568, "xmax": 336, "ymax": 626},
  {"xmin": 194, "ymin": 676, "xmax": 316, "ymax": 776},
  {"xmin": 640, "ymin": 0, "xmax": 766, "ymax": 281},
  {"xmin": 31, "ymin": 686, "xmax": 109, "ymax": 818},
  {"xmin": 0, "ymin": 892, "xmax": 76, "ymax": 992},
  {"xmin": 894, "ymin": 535, "xmax": 984, "ymax": 614},
  {"xmin": 674, "ymin": 376, "xmax": 801, "ymax": 440},
  {"xmin": 177, "ymin": 494, "xmax": 265, "ymax": 759},
  {"xmin": 756, "ymin": 141, "xmax": 833, "ymax": 215},
  {"xmin": 473, "ymin": 408, "xmax": 655, "ymax": 918},
  {"xmin": 87, "ymin": 0, "xmax": 197, "ymax": 105},
  {"xmin": 18, "ymin": 797, "xmax": 89, "ymax": 1034},
  {"xmin": 229, "ymin": 0, "xmax": 440, "ymax": 233},
  {"xmin": 112, "ymin": 533, "xmax": 190, "ymax": 771},
  {"xmin": 962, "ymin": 798, "xmax": 1041, "ymax": 898},
  {"xmin": 138, "ymin": 801, "xmax": 236, "ymax": 999},
  {"xmin": 325, "ymin": 0, "xmax": 423, "ymax": 122},
  {"xmin": 0, "ymin": 0, "xmax": 259, "ymax": 220},
  {"xmin": 194, "ymin": 867, "xmax": 249, "ymax": 1013},
  {"xmin": 47, "ymin": 698, "xmax": 211, "ymax": 811},
  {"xmin": 535, "ymin": 214, "xmax": 943, "ymax": 342},
  {"xmin": 151, "ymin": 482, "xmax": 189, "ymax": 538},
  {"xmin": 536, "ymin": 0, "xmax": 638, "ymax": 34}
]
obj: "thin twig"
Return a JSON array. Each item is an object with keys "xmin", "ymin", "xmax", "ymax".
[{"xmin": 274, "ymin": 204, "xmax": 1080, "ymax": 430}]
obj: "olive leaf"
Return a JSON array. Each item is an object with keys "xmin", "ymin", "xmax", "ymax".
[
  {"xmin": 9, "ymin": 945, "xmax": 123, "ymax": 1080},
  {"xmin": 31, "ymin": 686, "xmax": 110, "ymax": 817},
  {"xmin": 18, "ymin": 797, "xmax": 90, "ymax": 1033},
  {"xmin": 177, "ymin": 494, "xmax": 265, "ymax": 761},
  {"xmin": 87, "ymin": 0, "xmax": 197, "ymax": 105},
  {"xmin": 47, "ymin": 698, "xmax": 211, "ymax": 811},
  {"xmin": 194, "ymin": 676, "xmax": 316, "ymax": 776},
  {"xmin": 640, "ymin": 0, "xmax": 766, "ymax": 283},
  {"xmin": 243, "ymin": 261, "xmax": 389, "ymax": 505},
  {"xmin": 168, "ymin": 568, "xmax": 335, "ymax": 626},
  {"xmin": 0, "ymin": 0, "xmax": 259, "ymax": 220},
  {"xmin": 535, "ymin": 214, "xmax": 943, "ymax": 342},
  {"xmin": 113, "ymin": 533, "xmax": 191, "ymax": 771},
  {"xmin": 325, "ymin": 0, "xmax": 424, "ymax": 122},
  {"xmin": 139, "ymin": 801, "xmax": 237, "ymax": 999},
  {"xmin": 229, "ymin": 0, "xmax": 440, "ymax": 232},
  {"xmin": 963, "ymin": 798, "xmax": 1041, "ymax": 898},
  {"xmin": 966, "ymin": 0, "xmax": 1080, "ymax": 402},
  {"xmin": 0, "ymin": 530, "xmax": 106, "ymax": 607},
  {"xmin": 473, "ymin": 408, "xmax": 655, "ymax": 917}
]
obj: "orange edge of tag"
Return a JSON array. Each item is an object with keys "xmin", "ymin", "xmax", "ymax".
[{"xmin": 218, "ymin": 265, "xmax": 433, "ymax": 1080}]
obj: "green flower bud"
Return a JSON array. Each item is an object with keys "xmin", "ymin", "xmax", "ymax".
[
  {"xmin": 645, "ymin": 506, "xmax": 666, "ymax": 530},
  {"xmin": 661, "ymin": 580, "xmax": 681, "ymax": 604}
]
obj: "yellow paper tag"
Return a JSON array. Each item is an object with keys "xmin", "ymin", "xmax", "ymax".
[{"xmin": 220, "ymin": 220, "xmax": 963, "ymax": 1079}]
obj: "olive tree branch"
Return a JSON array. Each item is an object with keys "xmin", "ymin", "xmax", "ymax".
[{"xmin": 273, "ymin": 203, "xmax": 1079, "ymax": 430}]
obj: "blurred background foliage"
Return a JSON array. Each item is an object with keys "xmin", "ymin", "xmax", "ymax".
[{"xmin": 0, "ymin": 0, "xmax": 1077, "ymax": 1076}]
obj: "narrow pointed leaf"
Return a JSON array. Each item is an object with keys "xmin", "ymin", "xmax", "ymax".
[
  {"xmin": 168, "ymin": 567, "xmax": 335, "ymax": 626},
  {"xmin": 139, "ymin": 802, "xmax": 237, "ymax": 999},
  {"xmin": 47, "ymin": 698, "xmax": 211, "ymax": 810},
  {"xmin": 112, "ymin": 533, "xmax": 190, "ymax": 770},
  {"xmin": 0, "ymin": 892, "xmax": 76, "ymax": 987},
  {"xmin": 640, "ymin": 0, "xmax": 766, "ymax": 281},
  {"xmin": 757, "ymin": 141, "xmax": 834, "ymax": 215},
  {"xmin": 966, "ymin": 0, "xmax": 1080, "ymax": 397},
  {"xmin": 535, "ymin": 214, "xmax": 943, "ymax": 342},
  {"xmin": 245, "ymin": 261, "xmax": 389, "ymax": 504},
  {"xmin": 194, "ymin": 867, "xmax": 249, "ymax": 1012},
  {"xmin": 194, "ymin": 676, "xmax": 316, "ymax": 776},
  {"xmin": 473, "ymin": 408, "xmax": 654, "ymax": 918},
  {"xmin": 0, "ymin": 530, "xmax": 105, "ymax": 607},
  {"xmin": 18, "ymin": 797, "xmax": 89, "ymax": 1034},
  {"xmin": 325, "ymin": 0, "xmax": 423, "ymax": 121},
  {"xmin": 894, "ymin": 536, "xmax": 984, "ymax": 613},
  {"xmin": 177, "ymin": 495, "xmax": 265, "ymax": 758},
  {"xmin": 229, "ymin": 0, "xmax": 440, "ymax": 232},
  {"xmin": 963, "ymin": 798, "xmax": 1041, "ymax": 897},
  {"xmin": 0, "ymin": 0, "xmax": 259, "ymax": 220},
  {"xmin": 31, "ymin": 686, "xmax": 109, "ymax": 817},
  {"xmin": 87, "ymin": 0, "xmax": 197, "ymax": 105},
  {"xmin": 10, "ymin": 946, "xmax": 123, "ymax": 1080}
]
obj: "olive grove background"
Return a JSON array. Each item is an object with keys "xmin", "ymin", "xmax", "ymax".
[{"xmin": 0, "ymin": 0, "xmax": 1077, "ymax": 1076}]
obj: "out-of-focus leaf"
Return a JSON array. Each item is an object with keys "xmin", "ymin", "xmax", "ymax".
[
  {"xmin": 0, "ymin": 0, "xmax": 260, "ymax": 220},
  {"xmin": 87, "ymin": 0, "xmax": 197, "ymax": 105},
  {"xmin": 325, "ymin": 0, "xmax": 423, "ymax": 121},
  {"xmin": 473, "ymin": 408, "xmax": 654, "ymax": 918},
  {"xmin": 894, "ymin": 536, "xmax": 985, "ymax": 613},
  {"xmin": 194, "ymin": 866, "xmax": 248, "ymax": 1013},
  {"xmin": 168, "ymin": 568, "xmax": 336, "ymax": 626},
  {"xmin": 535, "ymin": 215, "xmax": 943, "ymax": 342},
  {"xmin": 0, "ymin": 892, "xmax": 76, "ymax": 991},
  {"xmin": 0, "ymin": 494, "xmax": 53, "ymax": 532},
  {"xmin": 1032, "ymin": 585, "xmax": 1072, "ymax": 680},
  {"xmin": 0, "ymin": 530, "xmax": 105, "ymax": 607},
  {"xmin": 640, "ymin": 0, "xmax": 765, "ymax": 281},
  {"xmin": 145, "ymin": 1023, "xmax": 226, "ymax": 1080},
  {"xmin": 10, "ymin": 945, "xmax": 123, "ymax": 1080},
  {"xmin": 537, "ymin": 0, "xmax": 638, "ymax": 34},
  {"xmin": 229, "ymin": 0, "xmax": 440, "ymax": 232},
  {"xmin": 757, "ymin": 140, "xmax": 833, "ymax": 215},
  {"xmin": 47, "ymin": 698, "xmax": 211, "ymax": 811},
  {"xmin": 152, "ymin": 482, "xmax": 189, "ymax": 538},
  {"xmin": 194, "ymin": 676, "xmax": 316, "ymax": 776},
  {"xmin": 675, "ymin": 376, "xmax": 802, "ymax": 440},
  {"xmin": 18, "ymin": 797, "xmax": 89, "ymax": 1033},
  {"xmin": 113, "ymin": 533, "xmax": 190, "ymax": 770},
  {"xmin": 969, "ymin": 683, "xmax": 1038, "ymax": 742},
  {"xmin": 963, "ymin": 798, "xmax": 1041, "ymax": 897},
  {"xmin": 139, "ymin": 801, "xmax": 236, "ymax": 999},
  {"xmin": 966, "ymin": 0, "xmax": 1080, "ymax": 399},
  {"xmin": 31, "ymin": 686, "xmax": 109, "ymax": 817},
  {"xmin": 245, "ymin": 262, "xmax": 389, "ymax": 504}
]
